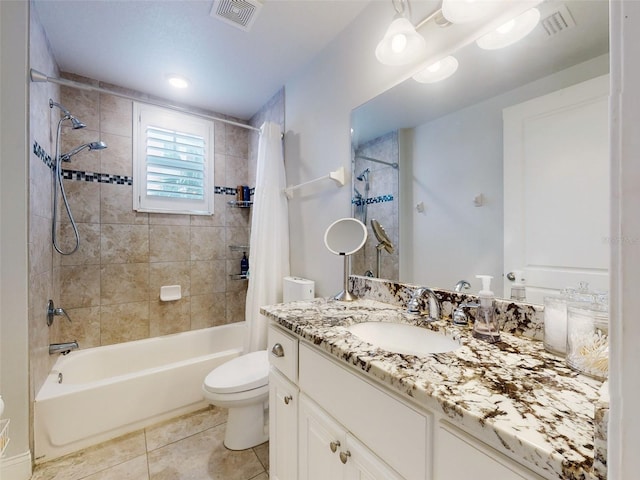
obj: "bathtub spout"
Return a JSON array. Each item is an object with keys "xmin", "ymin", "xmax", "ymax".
[{"xmin": 49, "ymin": 341, "xmax": 79, "ymax": 355}]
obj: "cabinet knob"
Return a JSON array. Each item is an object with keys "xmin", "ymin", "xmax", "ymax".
[
  {"xmin": 271, "ymin": 343, "xmax": 285, "ymax": 357},
  {"xmin": 283, "ymin": 395, "xmax": 293, "ymax": 405},
  {"xmin": 339, "ymin": 450, "xmax": 351, "ymax": 464},
  {"xmin": 329, "ymin": 440, "xmax": 340, "ymax": 453}
]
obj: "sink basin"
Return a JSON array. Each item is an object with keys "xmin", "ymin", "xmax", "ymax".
[{"xmin": 345, "ymin": 322, "xmax": 461, "ymax": 355}]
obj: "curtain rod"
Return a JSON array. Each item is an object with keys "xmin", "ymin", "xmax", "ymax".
[
  {"xmin": 355, "ymin": 155, "xmax": 399, "ymax": 169},
  {"xmin": 29, "ymin": 69, "xmax": 261, "ymax": 133}
]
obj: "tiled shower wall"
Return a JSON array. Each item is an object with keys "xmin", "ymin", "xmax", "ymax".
[{"xmin": 352, "ymin": 131, "xmax": 399, "ymax": 280}]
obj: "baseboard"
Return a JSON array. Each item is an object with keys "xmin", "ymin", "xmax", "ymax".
[{"xmin": 0, "ymin": 450, "xmax": 32, "ymax": 480}]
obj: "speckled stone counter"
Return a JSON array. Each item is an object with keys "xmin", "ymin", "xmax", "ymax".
[{"xmin": 261, "ymin": 295, "xmax": 604, "ymax": 480}]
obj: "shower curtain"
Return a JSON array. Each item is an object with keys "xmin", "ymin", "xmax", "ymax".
[{"xmin": 244, "ymin": 121, "xmax": 290, "ymax": 352}]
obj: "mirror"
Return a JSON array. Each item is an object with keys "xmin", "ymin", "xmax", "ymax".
[
  {"xmin": 351, "ymin": 0, "xmax": 610, "ymax": 304},
  {"xmin": 325, "ymin": 217, "xmax": 368, "ymax": 301}
]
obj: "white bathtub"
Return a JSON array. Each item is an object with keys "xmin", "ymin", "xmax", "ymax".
[{"xmin": 34, "ymin": 323, "xmax": 244, "ymax": 463}]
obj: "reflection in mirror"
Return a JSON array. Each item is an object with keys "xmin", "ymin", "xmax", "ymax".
[{"xmin": 351, "ymin": 0, "xmax": 610, "ymax": 304}]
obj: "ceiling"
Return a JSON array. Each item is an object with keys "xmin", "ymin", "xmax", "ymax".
[{"xmin": 33, "ymin": 0, "xmax": 372, "ymax": 120}]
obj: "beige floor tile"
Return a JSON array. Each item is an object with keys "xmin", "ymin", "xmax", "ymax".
[
  {"xmin": 32, "ymin": 431, "xmax": 146, "ymax": 480},
  {"xmin": 252, "ymin": 442, "xmax": 269, "ymax": 472},
  {"xmin": 247, "ymin": 474, "xmax": 268, "ymax": 480},
  {"xmin": 147, "ymin": 424, "xmax": 264, "ymax": 480},
  {"xmin": 81, "ymin": 455, "xmax": 149, "ymax": 480},
  {"xmin": 145, "ymin": 407, "xmax": 228, "ymax": 452}
]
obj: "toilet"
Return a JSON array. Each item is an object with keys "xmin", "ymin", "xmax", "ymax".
[{"xmin": 202, "ymin": 276, "xmax": 314, "ymax": 450}]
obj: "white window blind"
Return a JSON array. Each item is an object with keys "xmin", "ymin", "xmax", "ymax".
[{"xmin": 133, "ymin": 103, "xmax": 214, "ymax": 215}]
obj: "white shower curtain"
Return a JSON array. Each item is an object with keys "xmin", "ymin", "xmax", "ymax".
[{"xmin": 244, "ymin": 121, "xmax": 290, "ymax": 352}]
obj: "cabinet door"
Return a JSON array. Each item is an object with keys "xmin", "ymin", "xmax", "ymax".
[
  {"xmin": 299, "ymin": 394, "xmax": 344, "ymax": 480},
  {"xmin": 435, "ymin": 425, "xmax": 544, "ymax": 480},
  {"xmin": 269, "ymin": 369, "xmax": 298, "ymax": 480},
  {"xmin": 344, "ymin": 433, "xmax": 405, "ymax": 480}
]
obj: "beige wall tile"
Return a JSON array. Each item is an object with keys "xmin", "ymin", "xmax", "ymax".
[
  {"xmin": 149, "ymin": 225, "xmax": 190, "ymax": 263},
  {"xmin": 51, "ymin": 306, "xmax": 101, "ymax": 349},
  {"xmin": 100, "ymin": 94, "xmax": 133, "ymax": 137},
  {"xmin": 226, "ymin": 202, "xmax": 251, "ymax": 227},
  {"xmin": 59, "ymin": 179, "xmax": 101, "ymax": 223},
  {"xmin": 191, "ymin": 260, "xmax": 226, "ymax": 295},
  {"xmin": 30, "ymin": 155, "xmax": 53, "ymax": 219},
  {"xmin": 29, "ymin": 213, "xmax": 52, "ymax": 276},
  {"xmin": 101, "ymin": 184, "xmax": 148, "ymax": 225},
  {"xmin": 190, "ymin": 293, "xmax": 226, "ymax": 329},
  {"xmin": 226, "ymin": 290, "xmax": 246, "ymax": 324},
  {"xmin": 29, "ymin": 270, "xmax": 54, "ymax": 396},
  {"xmin": 226, "ymin": 260, "xmax": 248, "ymax": 293},
  {"xmin": 225, "ymin": 156, "xmax": 248, "ymax": 187},
  {"xmin": 101, "ymin": 224, "xmax": 149, "ymax": 264},
  {"xmin": 214, "ymin": 153, "xmax": 226, "ymax": 187},
  {"xmin": 60, "ymin": 127, "xmax": 102, "ymax": 172},
  {"xmin": 101, "ymin": 263, "xmax": 149, "ymax": 305},
  {"xmin": 149, "ymin": 298, "xmax": 191, "ymax": 336},
  {"xmin": 100, "ymin": 132, "xmax": 133, "ymax": 177},
  {"xmin": 149, "ymin": 213, "xmax": 190, "ymax": 226},
  {"xmin": 226, "ymin": 124, "xmax": 249, "ymax": 158},
  {"xmin": 225, "ymin": 227, "xmax": 249, "ymax": 256},
  {"xmin": 100, "ymin": 302, "xmax": 150, "ymax": 345},
  {"xmin": 149, "ymin": 261, "xmax": 191, "ymax": 299},
  {"xmin": 57, "ymin": 265, "xmax": 101, "ymax": 308},
  {"xmin": 60, "ymin": 84, "xmax": 100, "ymax": 130},
  {"xmin": 57, "ymin": 222, "xmax": 101, "ymax": 266},
  {"xmin": 190, "ymin": 226, "xmax": 226, "ymax": 261}
]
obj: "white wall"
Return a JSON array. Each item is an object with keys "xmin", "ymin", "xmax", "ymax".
[{"xmin": 0, "ymin": 1, "xmax": 32, "ymax": 478}]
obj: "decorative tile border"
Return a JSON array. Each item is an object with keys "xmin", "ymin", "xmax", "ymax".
[
  {"xmin": 34, "ymin": 140, "xmax": 250, "ymax": 195},
  {"xmin": 352, "ymin": 194, "xmax": 394, "ymax": 206}
]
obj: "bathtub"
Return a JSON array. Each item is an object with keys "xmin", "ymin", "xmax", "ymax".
[{"xmin": 34, "ymin": 323, "xmax": 245, "ymax": 463}]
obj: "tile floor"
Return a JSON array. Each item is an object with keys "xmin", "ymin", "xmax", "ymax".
[{"xmin": 31, "ymin": 406, "xmax": 269, "ymax": 480}]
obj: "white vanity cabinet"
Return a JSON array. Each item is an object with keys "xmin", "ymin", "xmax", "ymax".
[
  {"xmin": 299, "ymin": 393, "xmax": 404, "ymax": 480},
  {"xmin": 268, "ymin": 323, "xmax": 551, "ymax": 480}
]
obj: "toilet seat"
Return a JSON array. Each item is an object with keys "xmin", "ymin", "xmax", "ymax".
[{"xmin": 203, "ymin": 350, "xmax": 268, "ymax": 395}]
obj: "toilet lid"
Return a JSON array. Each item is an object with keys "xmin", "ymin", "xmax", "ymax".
[{"xmin": 203, "ymin": 350, "xmax": 269, "ymax": 394}]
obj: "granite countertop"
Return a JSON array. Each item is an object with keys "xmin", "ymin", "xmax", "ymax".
[{"xmin": 261, "ymin": 297, "xmax": 604, "ymax": 480}]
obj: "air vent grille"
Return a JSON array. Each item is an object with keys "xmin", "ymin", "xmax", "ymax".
[
  {"xmin": 540, "ymin": 4, "xmax": 576, "ymax": 36},
  {"xmin": 210, "ymin": 0, "xmax": 263, "ymax": 31}
]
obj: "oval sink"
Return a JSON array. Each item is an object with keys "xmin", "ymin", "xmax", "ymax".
[{"xmin": 346, "ymin": 322, "xmax": 461, "ymax": 355}]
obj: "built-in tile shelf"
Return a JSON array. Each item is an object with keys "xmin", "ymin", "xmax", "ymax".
[
  {"xmin": 227, "ymin": 200, "xmax": 253, "ymax": 208},
  {"xmin": 229, "ymin": 274, "xmax": 248, "ymax": 281},
  {"xmin": 228, "ymin": 245, "xmax": 250, "ymax": 252}
]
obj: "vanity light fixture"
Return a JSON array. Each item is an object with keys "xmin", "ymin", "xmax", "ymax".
[
  {"xmin": 476, "ymin": 7, "xmax": 541, "ymax": 50},
  {"xmin": 413, "ymin": 55, "xmax": 459, "ymax": 83},
  {"xmin": 441, "ymin": 0, "xmax": 497, "ymax": 24},
  {"xmin": 166, "ymin": 74, "xmax": 190, "ymax": 89},
  {"xmin": 376, "ymin": 0, "xmax": 427, "ymax": 66}
]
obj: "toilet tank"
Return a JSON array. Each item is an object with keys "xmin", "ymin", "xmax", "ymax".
[{"xmin": 283, "ymin": 276, "xmax": 315, "ymax": 303}]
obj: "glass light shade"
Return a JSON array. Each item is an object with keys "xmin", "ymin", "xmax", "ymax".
[
  {"xmin": 412, "ymin": 56, "xmax": 459, "ymax": 84},
  {"xmin": 476, "ymin": 8, "xmax": 540, "ymax": 50},
  {"xmin": 441, "ymin": 0, "xmax": 497, "ymax": 24},
  {"xmin": 375, "ymin": 16, "xmax": 427, "ymax": 66}
]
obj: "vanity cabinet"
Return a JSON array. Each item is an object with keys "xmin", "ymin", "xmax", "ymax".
[
  {"xmin": 268, "ymin": 323, "xmax": 550, "ymax": 480},
  {"xmin": 299, "ymin": 393, "xmax": 404, "ymax": 480}
]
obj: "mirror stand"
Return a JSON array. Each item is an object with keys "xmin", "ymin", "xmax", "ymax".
[{"xmin": 334, "ymin": 254, "xmax": 358, "ymax": 301}]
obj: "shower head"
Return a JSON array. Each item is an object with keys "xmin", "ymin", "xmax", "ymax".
[
  {"xmin": 356, "ymin": 168, "xmax": 370, "ymax": 182},
  {"xmin": 371, "ymin": 219, "xmax": 394, "ymax": 254},
  {"xmin": 49, "ymin": 99, "xmax": 86, "ymax": 129},
  {"xmin": 60, "ymin": 141, "xmax": 107, "ymax": 162}
]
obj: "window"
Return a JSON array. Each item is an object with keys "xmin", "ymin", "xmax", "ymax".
[{"xmin": 133, "ymin": 103, "xmax": 215, "ymax": 215}]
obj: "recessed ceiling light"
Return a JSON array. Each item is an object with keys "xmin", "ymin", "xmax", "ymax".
[{"xmin": 166, "ymin": 74, "xmax": 190, "ymax": 89}]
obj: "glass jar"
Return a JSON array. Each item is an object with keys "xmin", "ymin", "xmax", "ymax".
[
  {"xmin": 543, "ymin": 294, "xmax": 570, "ymax": 355},
  {"xmin": 566, "ymin": 301, "xmax": 609, "ymax": 380}
]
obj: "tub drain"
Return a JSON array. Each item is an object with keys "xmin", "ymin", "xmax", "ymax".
[{"xmin": 57, "ymin": 372, "xmax": 63, "ymax": 384}]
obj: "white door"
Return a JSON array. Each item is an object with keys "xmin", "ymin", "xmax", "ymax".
[
  {"xmin": 269, "ymin": 369, "xmax": 298, "ymax": 480},
  {"xmin": 503, "ymin": 75, "xmax": 610, "ymax": 303}
]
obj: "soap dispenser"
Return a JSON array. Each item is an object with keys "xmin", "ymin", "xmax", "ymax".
[
  {"xmin": 240, "ymin": 252, "xmax": 249, "ymax": 276},
  {"xmin": 473, "ymin": 275, "xmax": 500, "ymax": 343}
]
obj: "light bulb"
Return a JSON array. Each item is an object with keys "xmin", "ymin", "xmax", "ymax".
[
  {"xmin": 496, "ymin": 19, "xmax": 516, "ymax": 35},
  {"xmin": 427, "ymin": 61, "xmax": 442, "ymax": 73},
  {"xmin": 391, "ymin": 34, "xmax": 408, "ymax": 53},
  {"xmin": 413, "ymin": 56, "xmax": 459, "ymax": 84}
]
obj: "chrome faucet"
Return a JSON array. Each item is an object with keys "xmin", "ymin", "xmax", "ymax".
[
  {"xmin": 454, "ymin": 280, "xmax": 471, "ymax": 292},
  {"xmin": 407, "ymin": 287, "xmax": 440, "ymax": 321},
  {"xmin": 49, "ymin": 341, "xmax": 78, "ymax": 355}
]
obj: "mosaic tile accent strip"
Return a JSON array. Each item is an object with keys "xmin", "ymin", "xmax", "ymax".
[
  {"xmin": 352, "ymin": 194, "xmax": 394, "ymax": 206},
  {"xmin": 34, "ymin": 141, "xmax": 248, "ymax": 195}
]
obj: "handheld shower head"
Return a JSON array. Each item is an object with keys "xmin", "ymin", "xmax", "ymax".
[
  {"xmin": 60, "ymin": 141, "xmax": 107, "ymax": 162},
  {"xmin": 49, "ymin": 99, "xmax": 86, "ymax": 129}
]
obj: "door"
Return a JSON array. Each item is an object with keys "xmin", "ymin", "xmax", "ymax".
[
  {"xmin": 503, "ymin": 74, "xmax": 610, "ymax": 303},
  {"xmin": 269, "ymin": 369, "xmax": 298, "ymax": 480}
]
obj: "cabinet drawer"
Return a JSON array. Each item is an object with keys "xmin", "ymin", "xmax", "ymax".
[
  {"xmin": 299, "ymin": 343, "xmax": 430, "ymax": 480},
  {"xmin": 268, "ymin": 324, "xmax": 298, "ymax": 382}
]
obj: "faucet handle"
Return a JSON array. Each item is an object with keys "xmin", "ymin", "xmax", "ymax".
[
  {"xmin": 47, "ymin": 300, "xmax": 72, "ymax": 327},
  {"xmin": 407, "ymin": 287, "xmax": 426, "ymax": 313}
]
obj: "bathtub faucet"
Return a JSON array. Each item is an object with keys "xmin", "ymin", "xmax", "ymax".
[{"xmin": 49, "ymin": 341, "xmax": 79, "ymax": 355}]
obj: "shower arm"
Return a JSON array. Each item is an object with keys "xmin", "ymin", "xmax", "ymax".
[{"xmin": 354, "ymin": 155, "xmax": 399, "ymax": 169}]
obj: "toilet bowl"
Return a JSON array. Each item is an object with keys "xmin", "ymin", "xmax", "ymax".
[{"xmin": 202, "ymin": 350, "xmax": 269, "ymax": 450}]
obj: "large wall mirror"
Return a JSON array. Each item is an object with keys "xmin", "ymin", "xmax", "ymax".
[{"xmin": 351, "ymin": 0, "xmax": 609, "ymax": 304}]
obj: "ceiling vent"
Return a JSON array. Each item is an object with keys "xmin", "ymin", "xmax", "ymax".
[
  {"xmin": 210, "ymin": 0, "xmax": 263, "ymax": 32},
  {"xmin": 540, "ymin": 4, "xmax": 577, "ymax": 37}
]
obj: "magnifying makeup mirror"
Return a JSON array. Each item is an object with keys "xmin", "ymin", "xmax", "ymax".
[
  {"xmin": 371, "ymin": 219, "xmax": 394, "ymax": 278},
  {"xmin": 324, "ymin": 217, "xmax": 368, "ymax": 301}
]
